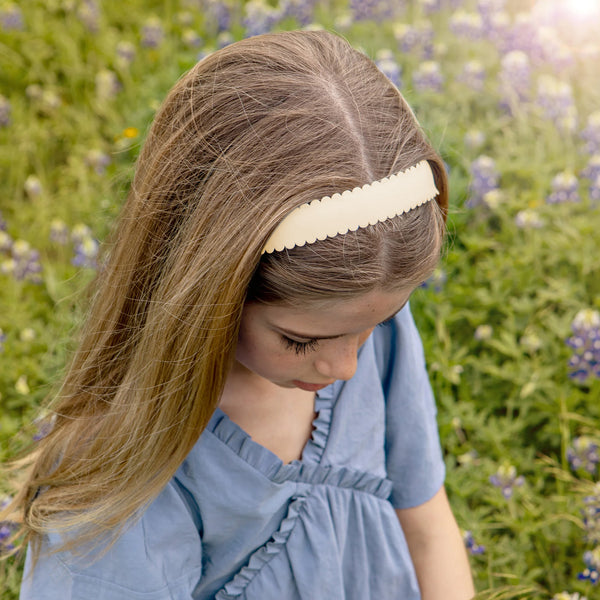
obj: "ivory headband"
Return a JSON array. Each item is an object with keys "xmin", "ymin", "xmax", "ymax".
[{"xmin": 262, "ymin": 160, "xmax": 438, "ymax": 254}]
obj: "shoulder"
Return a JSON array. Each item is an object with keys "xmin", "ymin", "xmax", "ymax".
[{"xmin": 22, "ymin": 480, "xmax": 202, "ymax": 600}]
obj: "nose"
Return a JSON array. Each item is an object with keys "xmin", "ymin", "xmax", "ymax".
[{"xmin": 314, "ymin": 335, "xmax": 364, "ymax": 382}]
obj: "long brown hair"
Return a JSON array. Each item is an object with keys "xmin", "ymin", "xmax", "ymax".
[{"xmin": 3, "ymin": 30, "xmax": 447, "ymax": 562}]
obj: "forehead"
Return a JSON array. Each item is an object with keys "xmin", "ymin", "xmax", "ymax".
[{"xmin": 245, "ymin": 288, "xmax": 413, "ymax": 337}]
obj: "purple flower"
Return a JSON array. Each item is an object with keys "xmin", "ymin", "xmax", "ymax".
[
  {"xmin": 537, "ymin": 75, "xmax": 577, "ymax": 133},
  {"xmin": 0, "ymin": 95, "xmax": 11, "ymax": 127},
  {"xmin": 72, "ymin": 237, "xmax": 99, "ymax": 270},
  {"xmin": 412, "ymin": 61, "xmax": 443, "ymax": 93},
  {"xmin": 578, "ymin": 547, "xmax": 600, "ymax": 584},
  {"xmin": 0, "ymin": 230, "xmax": 12, "ymax": 252},
  {"xmin": 546, "ymin": 172, "xmax": 580, "ymax": 204},
  {"xmin": 467, "ymin": 155, "xmax": 499, "ymax": 208},
  {"xmin": 0, "ymin": 3, "xmax": 24, "ymax": 31},
  {"xmin": 350, "ymin": 0, "xmax": 400, "ymax": 22},
  {"xmin": 499, "ymin": 50, "xmax": 531, "ymax": 113},
  {"xmin": 204, "ymin": 0, "xmax": 232, "ymax": 33},
  {"xmin": 243, "ymin": 0, "xmax": 281, "ymax": 38},
  {"xmin": 581, "ymin": 112, "xmax": 600, "ymax": 155},
  {"xmin": 49, "ymin": 219, "xmax": 69, "ymax": 245},
  {"xmin": 463, "ymin": 530, "xmax": 485, "ymax": 555},
  {"xmin": 567, "ymin": 437, "xmax": 599, "ymax": 474},
  {"xmin": 84, "ymin": 149, "xmax": 111, "ymax": 175},
  {"xmin": 95, "ymin": 70, "xmax": 121, "ymax": 100},
  {"xmin": 449, "ymin": 10, "xmax": 484, "ymax": 40},
  {"xmin": 394, "ymin": 22, "xmax": 434, "ymax": 59},
  {"xmin": 77, "ymin": 0, "xmax": 100, "ymax": 33},
  {"xmin": 583, "ymin": 484, "xmax": 600, "ymax": 545},
  {"xmin": 589, "ymin": 175, "xmax": 600, "ymax": 204},
  {"xmin": 457, "ymin": 60, "xmax": 486, "ymax": 92},
  {"xmin": 0, "ymin": 513, "xmax": 17, "ymax": 555},
  {"xmin": 420, "ymin": 267, "xmax": 446, "ymax": 292},
  {"xmin": 0, "ymin": 328, "xmax": 5, "ymax": 353},
  {"xmin": 181, "ymin": 29, "xmax": 203, "ymax": 48},
  {"xmin": 376, "ymin": 50, "xmax": 402, "ymax": 89},
  {"xmin": 581, "ymin": 155, "xmax": 600, "ymax": 182},
  {"xmin": 280, "ymin": 0, "xmax": 317, "ymax": 26},
  {"xmin": 489, "ymin": 464, "xmax": 524, "ymax": 499},
  {"xmin": 566, "ymin": 309, "xmax": 600, "ymax": 383},
  {"xmin": 116, "ymin": 41, "xmax": 136, "ymax": 66},
  {"xmin": 4, "ymin": 240, "xmax": 43, "ymax": 284},
  {"xmin": 141, "ymin": 17, "xmax": 164, "ymax": 48}
]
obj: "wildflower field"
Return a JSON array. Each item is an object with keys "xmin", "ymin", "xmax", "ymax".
[{"xmin": 1, "ymin": 0, "xmax": 600, "ymax": 598}]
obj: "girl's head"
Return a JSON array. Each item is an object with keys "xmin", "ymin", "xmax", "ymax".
[{"xmin": 10, "ymin": 30, "xmax": 447, "ymax": 559}]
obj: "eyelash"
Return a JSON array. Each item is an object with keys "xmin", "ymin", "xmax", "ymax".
[
  {"xmin": 282, "ymin": 336, "xmax": 320, "ymax": 355},
  {"xmin": 281, "ymin": 316, "xmax": 396, "ymax": 355}
]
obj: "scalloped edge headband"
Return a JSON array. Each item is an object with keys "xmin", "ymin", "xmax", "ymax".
[{"xmin": 261, "ymin": 160, "xmax": 439, "ymax": 254}]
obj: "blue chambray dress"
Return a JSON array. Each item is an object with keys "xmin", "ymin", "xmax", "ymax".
[{"xmin": 21, "ymin": 304, "xmax": 445, "ymax": 600}]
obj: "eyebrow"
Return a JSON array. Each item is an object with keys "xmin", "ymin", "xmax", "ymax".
[{"xmin": 277, "ymin": 301, "xmax": 409, "ymax": 341}]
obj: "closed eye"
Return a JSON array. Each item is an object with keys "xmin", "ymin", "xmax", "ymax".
[{"xmin": 282, "ymin": 336, "xmax": 320, "ymax": 355}]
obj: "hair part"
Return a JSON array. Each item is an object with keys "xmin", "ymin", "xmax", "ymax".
[{"xmin": 2, "ymin": 29, "xmax": 447, "ymax": 564}]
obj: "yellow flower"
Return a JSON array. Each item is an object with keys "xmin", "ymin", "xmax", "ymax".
[
  {"xmin": 16, "ymin": 375, "xmax": 30, "ymax": 395},
  {"xmin": 123, "ymin": 127, "xmax": 139, "ymax": 139}
]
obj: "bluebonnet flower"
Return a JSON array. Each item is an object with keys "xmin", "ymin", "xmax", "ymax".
[
  {"xmin": 77, "ymin": 0, "xmax": 100, "ymax": 33},
  {"xmin": 583, "ymin": 484, "xmax": 600, "ymax": 545},
  {"xmin": 0, "ymin": 2, "xmax": 24, "ymax": 31},
  {"xmin": 578, "ymin": 547, "xmax": 600, "ymax": 584},
  {"xmin": 0, "ymin": 94, "xmax": 11, "ymax": 127},
  {"xmin": 49, "ymin": 219, "xmax": 69, "ymax": 245},
  {"xmin": 0, "ymin": 211, "xmax": 6, "ymax": 231},
  {"xmin": 9, "ymin": 240, "xmax": 43, "ymax": 283},
  {"xmin": 72, "ymin": 237, "xmax": 99, "ymax": 269},
  {"xmin": 280, "ymin": 0, "xmax": 316, "ymax": 26},
  {"xmin": 419, "ymin": 0, "xmax": 442, "ymax": 15},
  {"xmin": 420, "ymin": 267, "xmax": 446, "ymax": 292},
  {"xmin": 217, "ymin": 32, "xmax": 234, "ymax": 49},
  {"xmin": 589, "ymin": 174, "xmax": 600, "ymax": 204},
  {"xmin": 116, "ymin": 41, "xmax": 136, "ymax": 66},
  {"xmin": 457, "ymin": 60, "xmax": 486, "ymax": 92},
  {"xmin": 376, "ymin": 50, "xmax": 402, "ymax": 89},
  {"xmin": 182, "ymin": 29, "xmax": 203, "ymax": 48},
  {"xmin": 243, "ymin": 0, "xmax": 281, "ymax": 38},
  {"xmin": 567, "ymin": 437, "xmax": 599, "ymax": 474},
  {"xmin": 412, "ymin": 61, "xmax": 443, "ymax": 93},
  {"xmin": 394, "ymin": 23, "xmax": 421, "ymax": 54},
  {"xmin": 582, "ymin": 155, "xmax": 600, "ymax": 184},
  {"xmin": 498, "ymin": 50, "xmax": 531, "ymax": 113},
  {"xmin": 449, "ymin": 10, "xmax": 484, "ymax": 40},
  {"xmin": 350, "ymin": 0, "xmax": 399, "ymax": 22},
  {"xmin": 85, "ymin": 149, "xmax": 111, "ymax": 175},
  {"xmin": 489, "ymin": 464, "xmax": 525, "ymax": 499},
  {"xmin": 566, "ymin": 309, "xmax": 600, "ymax": 383},
  {"xmin": 515, "ymin": 209, "xmax": 544, "ymax": 229},
  {"xmin": 141, "ymin": 16, "xmax": 164, "ymax": 48},
  {"xmin": 546, "ymin": 172, "xmax": 579, "ymax": 204},
  {"xmin": 477, "ymin": 0, "xmax": 505, "ymax": 19},
  {"xmin": 0, "ymin": 328, "xmax": 5, "ymax": 353},
  {"xmin": 581, "ymin": 112, "xmax": 600, "ymax": 155},
  {"xmin": 0, "ymin": 497, "xmax": 17, "ymax": 555},
  {"xmin": 0, "ymin": 230, "xmax": 12, "ymax": 253},
  {"xmin": 552, "ymin": 593, "xmax": 587, "ymax": 600},
  {"xmin": 467, "ymin": 155, "xmax": 499, "ymax": 208},
  {"xmin": 95, "ymin": 70, "xmax": 121, "ymax": 101},
  {"xmin": 462, "ymin": 530, "xmax": 485, "ymax": 555},
  {"xmin": 204, "ymin": 0, "xmax": 232, "ymax": 33},
  {"xmin": 481, "ymin": 9, "xmax": 510, "ymax": 45},
  {"xmin": 24, "ymin": 175, "xmax": 43, "ymax": 198},
  {"xmin": 537, "ymin": 75, "xmax": 577, "ymax": 134},
  {"xmin": 535, "ymin": 27, "xmax": 574, "ymax": 72}
]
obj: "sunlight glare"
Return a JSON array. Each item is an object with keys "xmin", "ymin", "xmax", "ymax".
[{"xmin": 564, "ymin": 0, "xmax": 600, "ymax": 19}]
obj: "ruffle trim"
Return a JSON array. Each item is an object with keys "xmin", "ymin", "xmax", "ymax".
[{"xmin": 214, "ymin": 495, "xmax": 307, "ymax": 600}]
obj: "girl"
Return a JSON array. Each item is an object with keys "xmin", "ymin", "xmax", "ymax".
[{"xmin": 6, "ymin": 30, "xmax": 474, "ymax": 599}]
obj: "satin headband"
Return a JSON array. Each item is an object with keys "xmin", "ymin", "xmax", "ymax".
[{"xmin": 261, "ymin": 160, "xmax": 438, "ymax": 254}]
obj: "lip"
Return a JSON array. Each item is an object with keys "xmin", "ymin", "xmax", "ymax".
[{"xmin": 292, "ymin": 380, "xmax": 333, "ymax": 392}]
